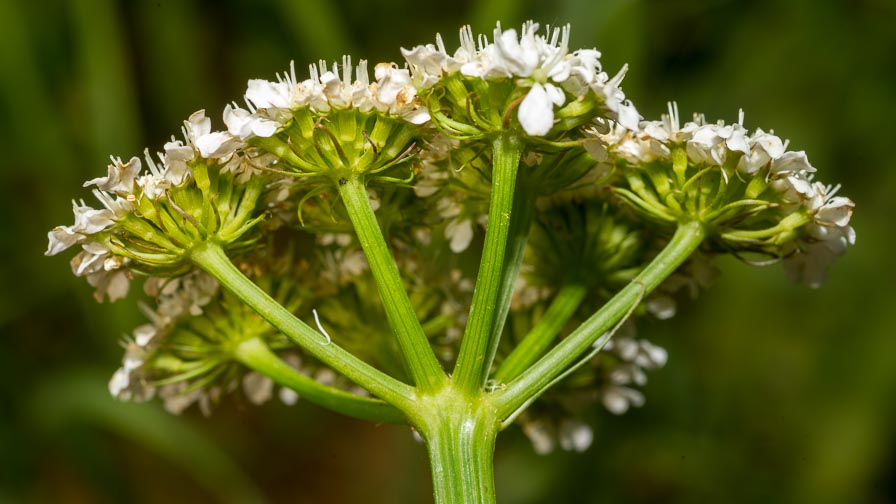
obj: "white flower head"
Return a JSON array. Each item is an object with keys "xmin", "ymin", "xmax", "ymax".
[{"xmin": 402, "ymin": 21, "xmax": 640, "ymax": 136}]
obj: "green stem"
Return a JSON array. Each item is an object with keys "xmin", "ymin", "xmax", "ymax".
[
  {"xmin": 418, "ymin": 391, "xmax": 499, "ymax": 504},
  {"xmin": 234, "ymin": 337, "xmax": 406, "ymax": 424},
  {"xmin": 494, "ymin": 221, "xmax": 706, "ymax": 419},
  {"xmin": 190, "ymin": 242, "xmax": 416, "ymax": 412},
  {"xmin": 453, "ymin": 132, "xmax": 524, "ymax": 394},
  {"xmin": 492, "ymin": 281, "xmax": 588, "ymax": 384},
  {"xmin": 338, "ymin": 176, "xmax": 447, "ymax": 391},
  {"xmin": 481, "ymin": 176, "xmax": 537, "ymax": 384}
]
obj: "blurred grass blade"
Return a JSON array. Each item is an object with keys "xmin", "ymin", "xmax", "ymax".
[
  {"xmin": 469, "ymin": 0, "xmax": 526, "ymax": 32},
  {"xmin": 275, "ymin": 0, "xmax": 357, "ymax": 60},
  {"xmin": 135, "ymin": 1, "xmax": 208, "ymax": 122},
  {"xmin": 67, "ymin": 0, "xmax": 142, "ymax": 164},
  {"xmin": 0, "ymin": 1, "xmax": 75, "ymax": 170},
  {"xmin": 29, "ymin": 370, "xmax": 268, "ymax": 504}
]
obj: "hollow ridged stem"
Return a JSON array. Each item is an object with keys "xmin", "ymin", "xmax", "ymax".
[
  {"xmin": 453, "ymin": 132, "xmax": 524, "ymax": 394},
  {"xmin": 337, "ymin": 176, "xmax": 447, "ymax": 391},
  {"xmin": 415, "ymin": 387, "xmax": 499, "ymax": 504}
]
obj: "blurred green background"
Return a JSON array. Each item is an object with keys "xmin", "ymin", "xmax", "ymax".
[{"xmin": 2, "ymin": 0, "xmax": 894, "ymax": 502}]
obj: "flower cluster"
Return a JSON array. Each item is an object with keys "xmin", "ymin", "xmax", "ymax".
[
  {"xmin": 224, "ymin": 56, "xmax": 430, "ymax": 144},
  {"xmin": 47, "ymin": 21, "xmax": 855, "ymax": 459},
  {"xmin": 403, "ymin": 21, "xmax": 639, "ymax": 136},
  {"xmin": 588, "ymin": 103, "xmax": 855, "ymax": 287},
  {"xmin": 46, "ymin": 111, "xmax": 275, "ymax": 300}
]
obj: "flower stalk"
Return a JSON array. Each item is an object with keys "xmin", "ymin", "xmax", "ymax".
[
  {"xmin": 494, "ymin": 221, "xmax": 707, "ymax": 418},
  {"xmin": 337, "ymin": 175, "xmax": 448, "ymax": 391},
  {"xmin": 452, "ymin": 132, "xmax": 525, "ymax": 394},
  {"xmin": 234, "ymin": 337, "xmax": 407, "ymax": 424},
  {"xmin": 189, "ymin": 241, "xmax": 417, "ymax": 411},
  {"xmin": 493, "ymin": 280, "xmax": 588, "ymax": 383}
]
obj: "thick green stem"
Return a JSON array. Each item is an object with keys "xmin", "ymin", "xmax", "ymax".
[
  {"xmin": 418, "ymin": 389, "xmax": 499, "ymax": 504},
  {"xmin": 493, "ymin": 281, "xmax": 588, "ymax": 383},
  {"xmin": 481, "ymin": 177, "xmax": 536, "ymax": 384},
  {"xmin": 338, "ymin": 176, "xmax": 447, "ymax": 391},
  {"xmin": 190, "ymin": 242, "xmax": 416, "ymax": 412},
  {"xmin": 234, "ymin": 337, "xmax": 406, "ymax": 424},
  {"xmin": 494, "ymin": 221, "xmax": 706, "ymax": 419},
  {"xmin": 453, "ymin": 132, "xmax": 524, "ymax": 394}
]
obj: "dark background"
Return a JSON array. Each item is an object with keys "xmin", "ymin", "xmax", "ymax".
[{"xmin": 2, "ymin": 0, "xmax": 894, "ymax": 502}]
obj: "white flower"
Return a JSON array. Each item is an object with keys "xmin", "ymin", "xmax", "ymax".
[
  {"xmin": 445, "ymin": 217, "xmax": 475, "ymax": 253},
  {"xmin": 162, "ymin": 140, "xmax": 195, "ymax": 185},
  {"xmin": 279, "ymin": 388, "xmax": 299, "ymax": 405},
  {"xmin": 402, "ymin": 21, "xmax": 641, "ymax": 133},
  {"xmin": 687, "ymin": 120, "xmax": 750, "ymax": 167},
  {"xmin": 645, "ymin": 294, "xmax": 677, "ymax": 320},
  {"xmin": 84, "ymin": 156, "xmax": 141, "ymax": 194},
  {"xmin": 771, "ymin": 150, "xmax": 815, "ymax": 176},
  {"xmin": 518, "ymin": 82, "xmax": 565, "ymax": 136},
  {"xmin": 145, "ymin": 271, "xmax": 219, "ymax": 320},
  {"xmin": 109, "ymin": 342, "xmax": 154, "ymax": 400},
  {"xmin": 46, "ymin": 226, "xmax": 83, "ymax": 256},
  {"xmin": 601, "ymin": 385, "xmax": 645, "ymax": 415},
  {"xmin": 223, "ymin": 104, "xmax": 281, "ymax": 139},
  {"xmin": 521, "ymin": 419, "xmax": 555, "ymax": 455},
  {"xmin": 182, "ymin": 110, "xmax": 242, "ymax": 159},
  {"xmin": 812, "ymin": 194, "xmax": 854, "ymax": 228},
  {"xmin": 783, "ymin": 182, "xmax": 855, "ymax": 288},
  {"xmin": 223, "ymin": 58, "xmax": 430, "ymax": 143},
  {"xmin": 243, "ymin": 372, "xmax": 275, "ymax": 405},
  {"xmin": 558, "ymin": 419, "xmax": 593, "ymax": 452},
  {"xmin": 72, "ymin": 201, "xmax": 115, "ymax": 234},
  {"xmin": 133, "ymin": 324, "xmax": 157, "ymax": 347},
  {"xmin": 245, "ymin": 78, "xmax": 293, "ymax": 110},
  {"xmin": 159, "ymin": 382, "xmax": 211, "ymax": 416},
  {"xmin": 739, "ymin": 128, "xmax": 785, "ymax": 174}
]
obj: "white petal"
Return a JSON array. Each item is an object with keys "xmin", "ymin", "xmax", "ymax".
[
  {"xmin": 134, "ymin": 324, "xmax": 156, "ymax": 347},
  {"xmin": 279, "ymin": 387, "xmax": 300, "ymax": 405},
  {"xmin": 246, "ymin": 79, "xmax": 291, "ymax": 110},
  {"xmin": 518, "ymin": 84, "xmax": 555, "ymax": 136},
  {"xmin": 646, "ymin": 295, "xmax": 676, "ymax": 320},
  {"xmin": 242, "ymin": 372, "xmax": 274, "ymax": 405},
  {"xmin": 109, "ymin": 368, "xmax": 130, "ymax": 397},
  {"xmin": 46, "ymin": 227, "xmax": 82, "ymax": 255},
  {"xmin": 195, "ymin": 132, "xmax": 240, "ymax": 159},
  {"xmin": 558, "ymin": 420, "xmax": 593, "ymax": 452},
  {"xmin": 445, "ymin": 218, "xmax": 474, "ymax": 253}
]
